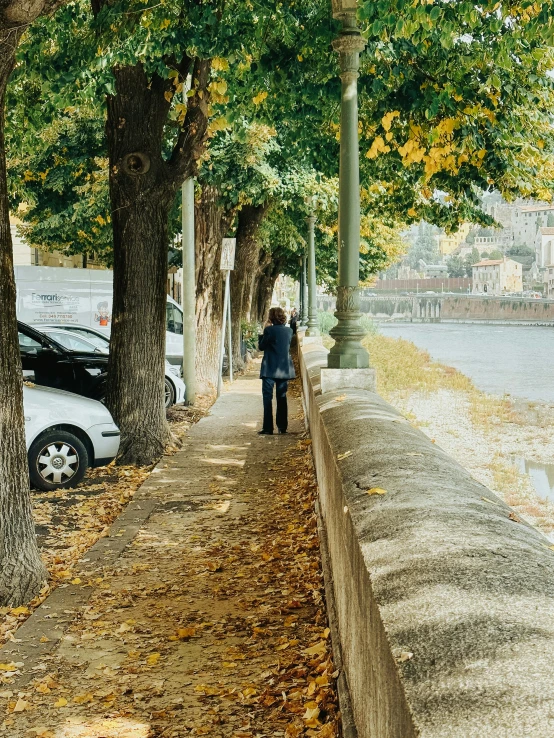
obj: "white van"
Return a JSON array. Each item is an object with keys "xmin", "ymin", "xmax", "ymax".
[{"xmin": 14, "ymin": 266, "xmax": 184, "ymax": 368}]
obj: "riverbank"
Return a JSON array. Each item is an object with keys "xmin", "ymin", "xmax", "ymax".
[{"xmin": 362, "ymin": 334, "xmax": 554, "ymax": 538}]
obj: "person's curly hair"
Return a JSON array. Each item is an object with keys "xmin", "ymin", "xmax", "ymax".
[{"xmin": 268, "ymin": 307, "xmax": 287, "ymax": 325}]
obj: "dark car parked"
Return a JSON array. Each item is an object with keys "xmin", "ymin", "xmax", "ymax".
[{"xmin": 18, "ymin": 321, "xmax": 108, "ymax": 401}]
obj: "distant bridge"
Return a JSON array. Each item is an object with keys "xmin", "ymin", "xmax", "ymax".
[{"xmin": 317, "ymin": 294, "xmax": 554, "ymax": 325}]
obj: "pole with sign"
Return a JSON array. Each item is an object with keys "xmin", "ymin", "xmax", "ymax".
[{"xmin": 218, "ymin": 238, "xmax": 236, "ymax": 397}]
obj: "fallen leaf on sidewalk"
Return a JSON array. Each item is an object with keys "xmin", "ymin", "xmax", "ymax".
[
  {"xmin": 304, "ymin": 641, "xmax": 327, "ymax": 657},
  {"xmin": 397, "ymin": 651, "xmax": 414, "ymax": 662},
  {"xmin": 337, "ymin": 451, "xmax": 352, "ymax": 460},
  {"xmin": 13, "ymin": 698, "xmax": 30, "ymax": 712},
  {"xmin": 367, "ymin": 487, "xmax": 387, "ymax": 496}
]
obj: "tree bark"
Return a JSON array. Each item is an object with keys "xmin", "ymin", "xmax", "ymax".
[
  {"xmin": 0, "ymin": 18, "xmax": 48, "ymax": 606},
  {"xmin": 103, "ymin": 59, "xmax": 210, "ymax": 465},
  {"xmin": 255, "ymin": 256, "xmax": 282, "ymax": 324},
  {"xmin": 195, "ymin": 185, "xmax": 233, "ymax": 393},
  {"xmin": 230, "ymin": 204, "xmax": 267, "ymax": 370}
]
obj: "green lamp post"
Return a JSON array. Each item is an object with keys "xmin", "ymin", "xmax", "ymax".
[
  {"xmin": 301, "ymin": 252, "xmax": 308, "ymax": 327},
  {"xmin": 327, "ymin": 0, "xmax": 369, "ymax": 369},
  {"xmin": 305, "ymin": 196, "xmax": 320, "ymax": 337}
]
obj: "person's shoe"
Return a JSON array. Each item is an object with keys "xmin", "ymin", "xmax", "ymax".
[
  {"xmin": 258, "ymin": 429, "xmax": 273, "ymax": 435},
  {"xmin": 278, "ymin": 429, "xmax": 287, "ymax": 435}
]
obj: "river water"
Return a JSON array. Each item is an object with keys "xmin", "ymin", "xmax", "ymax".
[{"xmin": 378, "ymin": 322, "xmax": 554, "ymax": 403}]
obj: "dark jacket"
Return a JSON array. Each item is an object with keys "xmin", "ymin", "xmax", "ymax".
[
  {"xmin": 258, "ymin": 324, "xmax": 296, "ymax": 379},
  {"xmin": 289, "ymin": 313, "xmax": 298, "ymax": 335}
]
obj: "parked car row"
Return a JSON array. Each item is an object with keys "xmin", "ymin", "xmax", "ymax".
[
  {"xmin": 19, "ymin": 322, "xmax": 185, "ymax": 408},
  {"xmin": 19, "ymin": 321, "xmax": 184, "ymax": 491}
]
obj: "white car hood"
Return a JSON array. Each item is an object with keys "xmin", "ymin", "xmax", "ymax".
[{"xmin": 23, "ymin": 385, "xmax": 113, "ymax": 424}]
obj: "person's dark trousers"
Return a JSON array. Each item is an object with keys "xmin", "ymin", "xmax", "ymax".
[{"xmin": 262, "ymin": 377, "xmax": 289, "ymax": 433}]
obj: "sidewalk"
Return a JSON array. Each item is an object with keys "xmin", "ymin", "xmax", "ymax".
[{"xmin": 0, "ymin": 366, "xmax": 338, "ymax": 738}]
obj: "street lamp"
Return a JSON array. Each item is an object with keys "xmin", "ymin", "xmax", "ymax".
[
  {"xmin": 305, "ymin": 196, "xmax": 320, "ymax": 337},
  {"xmin": 327, "ymin": 0, "xmax": 369, "ymax": 369}
]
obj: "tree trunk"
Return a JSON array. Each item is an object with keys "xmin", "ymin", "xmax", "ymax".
[
  {"xmin": 230, "ymin": 204, "xmax": 267, "ymax": 370},
  {"xmin": 104, "ymin": 59, "xmax": 210, "ymax": 465},
  {"xmin": 0, "ymin": 27, "xmax": 47, "ymax": 605},
  {"xmin": 251, "ymin": 250, "xmax": 270, "ymax": 324},
  {"xmin": 105, "ymin": 65, "xmax": 175, "ymax": 465},
  {"xmin": 252, "ymin": 252, "xmax": 281, "ymax": 323},
  {"xmin": 195, "ymin": 186, "xmax": 232, "ymax": 394},
  {"xmin": 256, "ymin": 257, "xmax": 282, "ymax": 324}
]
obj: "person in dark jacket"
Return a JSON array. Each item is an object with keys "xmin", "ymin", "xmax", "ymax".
[
  {"xmin": 258, "ymin": 306, "xmax": 296, "ymax": 435},
  {"xmin": 289, "ymin": 308, "xmax": 298, "ymax": 335}
]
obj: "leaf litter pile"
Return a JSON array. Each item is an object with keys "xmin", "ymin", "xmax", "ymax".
[
  {"xmin": 0, "ymin": 401, "xmax": 212, "ymax": 649},
  {"xmin": 0, "ymin": 382, "xmax": 339, "ymax": 737}
]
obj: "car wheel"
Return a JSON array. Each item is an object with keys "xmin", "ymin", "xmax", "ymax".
[
  {"xmin": 28, "ymin": 431, "xmax": 89, "ymax": 491},
  {"xmin": 165, "ymin": 377, "xmax": 176, "ymax": 408}
]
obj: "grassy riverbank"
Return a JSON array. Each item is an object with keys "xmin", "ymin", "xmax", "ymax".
[
  {"xmin": 358, "ymin": 333, "xmax": 554, "ymax": 536},
  {"xmin": 323, "ymin": 324, "xmax": 554, "ymax": 536}
]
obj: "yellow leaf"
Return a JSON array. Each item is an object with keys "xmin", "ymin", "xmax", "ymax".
[
  {"xmin": 147, "ymin": 653, "xmax": 161, "ymax": 665},
  {"xmin": 176, "ymin": 627, "xmax": 196, "ymax": 639},
  {"xmin": 73, "ymin": 693, "xmax": 94, "ymax": 704},
  {"xmin": 222, "ymin": 661, "xmax": 237, "ymax": 668},
  {"xmin": 252, "ymin": 90, "xmax": 268, "ymax": 105},
  {"xmin": 367, "ymin": 487, "xmax": 387, "ymax": 495},
  {"xmin": 397, "ymin": 651, "xmax": 413, "ymax": 662},
  {"xmin": 54, "ymin": 697, "xmax": 67, "ymax": 708},
  {"xmin": 0, "ymin": 663, "xmax": 17, "ymax": 671},
  {"xmin": 304, "ymin": 641, "xmax": 327, "ymax": 657},
  {"xmin": 337, "ymin": 451, "xmax": 352, "ymax": 461},
  {"xmin": 212, "ymin": 57, "xmax": 229, "ymax": 72},
  {"xmin": 13, "ymin": 698, "xmax": 30, "ymax": 712},
  {"xmin": 39, "ymin": 636, "xmax": 49, "ymax": 643},
  {"xmin": 164, "ymin": 90, "xmax": 173, "ymax": 102},
  {"xmin": 70, "ymin": 578, "xmax": 82, "ymax": 585},
  {"xmin": 407, "ymin": 208, "xmax": 417, "ymax": 217},
  {"xmin": 333, "ymin": 395, "xmax": 346, "ymax": 402},
  {"xmin": 381, "ymin": 111, "xmax": 400, "ymax": 131},
  {"xmin": 10, "ymin": 606, "xmax": 30, "ymax": 616}
]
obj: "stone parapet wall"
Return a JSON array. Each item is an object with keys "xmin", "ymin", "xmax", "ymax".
[{"xmin": 300, "ymin": 340, "xmax": 554, "ymax": 738}]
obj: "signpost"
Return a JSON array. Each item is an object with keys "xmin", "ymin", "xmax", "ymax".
[{"xmin": 218, "ymin": 238, "xmax": 236, "ymax": 397}]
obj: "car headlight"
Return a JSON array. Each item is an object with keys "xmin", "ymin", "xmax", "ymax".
[{"xmin": 168, "ymin": 365, "xmax": 180, "ymax": 378}]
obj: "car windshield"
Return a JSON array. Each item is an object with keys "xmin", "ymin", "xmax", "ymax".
[
  {"xmin": 60, "ymin": 327, "xmax": 110, "ymax": 350},
  {"xmin": 42, "ymin": 331, "xmax": 98, "ymax": 353}
]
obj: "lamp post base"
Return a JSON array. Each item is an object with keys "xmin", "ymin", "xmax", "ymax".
[
  {"xmin": 327, "ymin": 340, "xmax": 369, "ymax": 368},
  {"xmin": 327, "ymin": 287, "xmax": 369, "ymax": 368}
]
